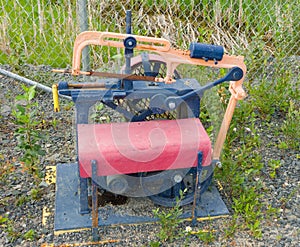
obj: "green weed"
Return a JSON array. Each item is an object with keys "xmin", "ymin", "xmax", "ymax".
[
  {"xmin": 194, "ymin": 229, "xmax": 215, "ymax": 244},
  {"xmin": 277, "ymin": 141, "xmax": 288, "ymax": 150},
  {"xmin": 183, "ymin": 224, "xmax": 215, "ymax": 245},
  {"xmin": 281, "ymin": 101, "xmax": 300, "ymax": 149},
  {"xmin": 29, "ymin": 188, "xmax": 42, "ymax": 200},
  {"xmin": 151, "ymin": 191, "xmax": 185, "ymax": 245},
  {"xmin": 268, "ymin": 159, "xmax": 281, "ymax": 179},
  {"xmin": 23, "ymin": 229, "xmax": 36, "ymax": 241},
  {"xmin": 0, "ymin": 216, "xmax": 21, "ymax": 242},
  {"xmin": 12, "ymin": 85, "xmax": 46, "ymax": 180},
  {"xmin": 150, "ymin": 189, "xmax": 217, "ymax": 246},
  {"xmin": 15, "ymin": 194, "xmax": 30, "ymax": 206}
]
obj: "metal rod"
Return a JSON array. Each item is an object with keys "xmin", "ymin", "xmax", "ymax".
[
  {"xmin": 191, "ymin": 152, "xmax": 203, "ymax": 225},
  {"xmin": 77, "ymin": 0, "xmax": 90, "ymax": 72},
  {"xmin": 53, "ymin": 69, "xmax": 161, "ymax": 82},
  {"xmin": 68, "ymin": 82, "xmax": 106, "ymax": 88},
  {"xmin": 126, "ymin": 10, "xmax": 132, "ymax": 34},
  {"xmin": 91, "ymin": 160, "xmax": 99, "ymax": 241},
  {"xmin": 125, "ymin": 10, "xmax": 132, "ymax": 75},
  {"xmin": 0, "ymin": 67, "xmax": 71, "ymax": 100}
]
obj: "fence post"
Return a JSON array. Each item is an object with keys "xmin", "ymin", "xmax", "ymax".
[{"xmin": 77, "ymin": 0, "xmax": 90, "ymax": 72}]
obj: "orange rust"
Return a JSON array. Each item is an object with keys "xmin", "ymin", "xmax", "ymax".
[
  {"xmin": 212, "ymin": 95, "xmax": 238, "ymax": 159},
  {"xmin": 41, "ymin": 239, "xmax": 119, "ymax": 247}
]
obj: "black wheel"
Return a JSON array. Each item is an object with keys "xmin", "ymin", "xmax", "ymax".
[{"xmin": 141, "ymin": 166, "xmax": 213, "ymax": 207}]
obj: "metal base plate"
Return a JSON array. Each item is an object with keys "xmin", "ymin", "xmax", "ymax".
[{"xmin": 54, "ymin": 163, "xmax": 229, "ymax": 231}]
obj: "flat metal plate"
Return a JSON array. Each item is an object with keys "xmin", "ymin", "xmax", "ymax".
[{"xmin": 54, "ymin": 163, "xmax": 229, "ymax": 231}]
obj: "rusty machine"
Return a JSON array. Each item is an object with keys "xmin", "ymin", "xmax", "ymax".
[{"xmin": 52, "ymin": 11, "xmax": 246, "ymax": 240}]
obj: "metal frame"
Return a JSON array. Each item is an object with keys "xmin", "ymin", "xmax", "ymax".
[
  {"xmin": 67, "ymin": 30, "xmax": 246, "ymax": 160},
  {"xmin": 52, "ymin": 12, "xmax": 246, "ymax": 239}
]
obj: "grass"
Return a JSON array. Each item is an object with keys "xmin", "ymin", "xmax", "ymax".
[
  {"xmin": 0, "ymin": 0, "xmax": 76, "ymax": 67},
  {"xmin": 150, "ymin": 191, "xmax": 216, "ymax": 246},
  {"xmin": 0, "ymin": 0, "xmax": 298, "ymax": 73}
]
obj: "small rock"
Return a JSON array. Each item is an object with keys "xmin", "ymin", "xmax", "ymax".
[
  {"xmin": 39, "ymin": 180, "xmax": 49, "ymax": 188},
  {"xmin": 1, "ymin": 105, "xmax": 11, "ymax": 117}
]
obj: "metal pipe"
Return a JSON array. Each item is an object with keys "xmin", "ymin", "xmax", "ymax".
[
  {"xmin": 0, "ymin": 67, "xmax": 70, "ymax": 100},
  {"xmin": 77, "ymin": 0, "xmax": 90, "ymax": 72},
  {"xmin": 125, "ymin": 10, "xmax": 132, "ymax": 75},
  {"xmin": 126, "ymin": 10, "xmax": 132, "ymax": 34}
]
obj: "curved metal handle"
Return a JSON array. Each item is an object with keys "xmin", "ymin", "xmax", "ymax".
[
  {"xmin": 72, "ymin": 31, "xmax": 171, "ymax": 75},
  {"xmin": 98, "ymin": 32, "xmax": 171, "ymax": 51}
]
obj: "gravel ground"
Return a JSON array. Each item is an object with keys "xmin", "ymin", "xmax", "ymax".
[{"xmin": 0, "ymin": 65, "xmax": 299, "ymax": 247}]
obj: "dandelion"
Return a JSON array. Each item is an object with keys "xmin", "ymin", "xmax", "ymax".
[{"xmin": 185, "ymin": 226, "xmax": 192, "ymax": 232}]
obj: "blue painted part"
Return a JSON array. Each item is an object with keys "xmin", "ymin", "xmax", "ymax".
[
  {"xmin": 58, "ymin": 78, "xmax": 202, "ymax": 98},
  {"xmin": 58, "ymin": 67, "xmax": 242, "ymax": 107},
  {"xmin": 144, "ymin": 175, "xmax": 212, "ymax": 207},
  {"xmin": 104, "ymin": 101, "xmax": 135, "ymax": 120},
  {"xmin": 141, "ymin": 53, "xmax": 152, "ymax": 76},
  {"xmin": 149, "ymin": 152, "xmax": 203, "ymax": 207},
  {"xmin": 75, "ymin": 102, "xmax": 92, "ymax": 214},
  {"xmin": 123, "ymin": 79, "xmax": 133, "ymax": 91},
  {"xmin": 124, "ymin": 36, "xmax": 137, "ymax": 50},
  {"xmin": 192, "ymin": 151, "xmax": 204, "ymax": 225},
  {"xmin": 125, "ymin": 10, "xmax": 132, "ymax": 35},
  {"xmin": 57, "ymin": 81, "xmax": 69, "ymax": 91},
  {"xmin": 55, "ymin": 69, "xmax": 234, "ymax": 217},
  {"xmin": 163, "ymin": 67, "xmax": 243, "ymax": 111},
  {"xmin": 54, "ymin": 163, "xmax": 91, "ymax": 230},
  {"xmin": 79, "ymin": 177, "xmax": 90, "ymax": 214},
  {"xmin": 58, "ymin": 78, "xmax": 203, "ymax": 121},
  {"xmin": 124, "ymin": 10, "xmax": 133, "ymax": 75},
  {"xmin": 197, "ymin": 152, "xmax": 203, "ymax": 172},
  {"xmin": 189, "ymin": 43, "xmax": 224, "ymax": 61},
  {"xmin": 54, "ymin": 163, "xmax": 229, "ymax": 231}
]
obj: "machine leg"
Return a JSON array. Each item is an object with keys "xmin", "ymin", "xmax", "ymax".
[
  {"xmin": 91, "ymin": 160, "xmax": 99, "ymax": 241},
  {"xmin": 76, "ymin": 103, "xmax": 92, "ymax": 215},
  {"xmin": 79, "ymin": 177, "xmax": 90, "ymax": 214},
  {"xmin": 191, "ymin": 152, "xmax": 203, "ymax": 225}
]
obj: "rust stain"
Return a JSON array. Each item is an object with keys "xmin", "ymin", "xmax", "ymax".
[{"xmin": 41, "ymin": 239, "xmax": 119, "ymax": 247}]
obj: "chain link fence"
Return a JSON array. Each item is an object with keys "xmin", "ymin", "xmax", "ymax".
[{"xmin": 1, "ymin": 0, "xmax": 299, "ymax": 77}]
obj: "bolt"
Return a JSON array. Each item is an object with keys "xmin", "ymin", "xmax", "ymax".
[
  {"xmin": 128, "ymin": 41, "xmax": 133, "ymax": 46},
  {"xmin": 168, "ymin": 101, "xmax": 176, "ymax": 110},
  {"xmin": 173, "ymin": 174, "xmax": 183, "ymax": 183}
]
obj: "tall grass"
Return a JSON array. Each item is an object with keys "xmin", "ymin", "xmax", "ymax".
[
  {"xmin": 0, "ymin": 0, "xmax": 298, "ymax": 71},
  {"xmin": 0, "ymin": 0, "xmax": 77, "ymax": 67}
]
